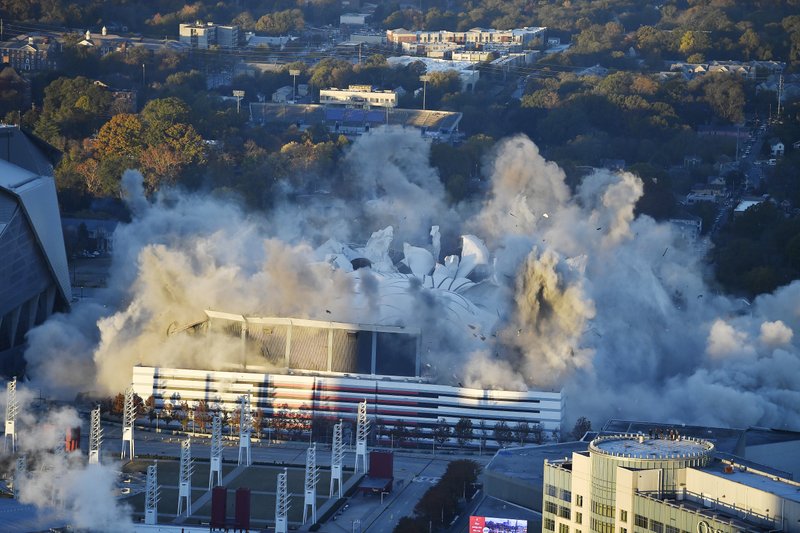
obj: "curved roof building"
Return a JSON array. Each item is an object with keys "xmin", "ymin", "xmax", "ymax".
[{"xmin": 0, "ymin": 126, "xmax": 71, "ymax": 376}]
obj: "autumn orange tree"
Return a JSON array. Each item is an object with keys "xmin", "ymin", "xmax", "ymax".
[{"xmin": 79, "ymin": 96, "xmax": 207, "ymax": 195}]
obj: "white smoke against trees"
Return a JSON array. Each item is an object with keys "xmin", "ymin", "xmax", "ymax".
[
  {"xmin": 0, "ymin": 386, "xmax": 133, "ymax": 531},
  {"xmin": 22, "ymin": 128, "xmax": 800, "ymax": 429}
]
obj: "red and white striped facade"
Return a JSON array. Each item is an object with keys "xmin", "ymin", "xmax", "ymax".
[{"xmin": 131, "ymin": 366, "xmax": 563, "ymax": 439}]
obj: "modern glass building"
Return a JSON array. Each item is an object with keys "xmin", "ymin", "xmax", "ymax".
[
  {"xmin": 543, "ymin": 433, "xmax": 800, "ymax": 533},
  {"xmin": 0, "ymin": 126, "xmax": 71, "ymax": 376}
]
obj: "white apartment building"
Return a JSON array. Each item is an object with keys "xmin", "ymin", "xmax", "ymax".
[
  {"xmin": 543, "ymin": 433, "xmax": 800, "ymax": 533},
  {"xmin": 319, "ymin": 85, "xmax": 398, "ymax": 108},
  {"xmin": 179, "ymin": 22, "xmax": 239, "ymax": 49}
]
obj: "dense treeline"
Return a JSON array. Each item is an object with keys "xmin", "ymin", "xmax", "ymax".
[{"xmin": 3, "ymin": 0, "xmax": 800, "ymax": 68}]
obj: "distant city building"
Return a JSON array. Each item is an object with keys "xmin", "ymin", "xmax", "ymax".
[
  {"xmin": 244, "ymin": 32, "xmax": 295, "ymax": 49},
  {"xmin": 451, "ymin": 50, "xmax": 496, "ymax": 63},
  {"xmin": 543, "ymin": 433, "xmax": 800, "ymax": 533},
  {"xmin": 340, "ymin": 13, "xmax": 370, "ymax": 26},
  {"xmin": 0, "ymin": 126, "xmax": 71, "ymax": 376},
  {"xmin": 179, "ymin": 21, "xmax": 239, "ymax": 49},
  {"xmin": 0, "ymin": 34, "xmax": 61, "ymax": 71},
  {"xmin": 320, "ymin": 85, "xmax": 398, "ymax": 108},
  {"xmin": 249, "ymin": 102, "xmax": 463, "ymax": 141},
  {"xmin": 734, "ymin": 198, "xmax": 764, "ymax": 217},
  {"xmin": 387, "ymin": 27, "xmax": 546, "ymax": 48},
  {"xmin": 272, "ymin": 86, "xmax": 294, "ymax": 103}
]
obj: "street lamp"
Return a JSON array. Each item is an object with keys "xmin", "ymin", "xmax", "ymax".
[
  {"xmin": 289, "ymin": 69, "xmax": 301, "ymax": 102},
  {"xmin": 420, "ymin": 75, "xmax": 430, "ymax": 110}
]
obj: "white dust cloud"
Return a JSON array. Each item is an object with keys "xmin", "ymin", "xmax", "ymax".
[{"xmin": 21, "ymin": 128, "xmax": 800, "ymax": 429}]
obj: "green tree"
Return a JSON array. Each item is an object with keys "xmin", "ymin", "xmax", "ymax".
[
  {"xmin": 95, "ymin": 114, "xmax": 144, "ymax": 161},
  {"xmin": 493, "ymin": 421, "xmax": 513, "ymax": 447},
  {"xmin": 255, "ymin": 9, "xmax": 304, "ymax": 35},
  {"xmin": 571, "ymin": 416, "xmax": 592, "ymax": 440},
  {"xmin": 513, "ymin": 421, "xmax": 531, "ymax": 445},
  {"xmin": 454, "ymin": 418, "xmax": 474, "ymax": 448},
  {"xmin": 34, "ymin": 76, "xmax": 112, "ymax": 147},
  {"xmin": 433, "ymin": 418, "xmax": 452, "ymax": 446}
]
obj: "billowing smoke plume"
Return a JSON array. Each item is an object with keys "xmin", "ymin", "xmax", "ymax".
[
  {"xmin": 0, "ymin": 387, "xmax": 133, "ymax": 531},
  {"xmin": 23, "ymin": 128, "xmax": 800, "ymax": 429}
]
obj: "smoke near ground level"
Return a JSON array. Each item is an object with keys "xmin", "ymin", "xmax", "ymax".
[
  {"xmin": 0, "ymin": 387, "xmax": 134, "ymax": 531},
  {"xmin": 20, "ymin": 128, "xmax": 800, "ymax": 430}
]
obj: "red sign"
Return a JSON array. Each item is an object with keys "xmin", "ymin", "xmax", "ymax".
[{"xmin": 470, "ymin": 516, "xmax": 486, "ymax": 533}]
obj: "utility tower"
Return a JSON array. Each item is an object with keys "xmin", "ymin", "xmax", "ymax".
[
  {"xmin": 177, "ymin": 438, "xmax": 194, "ymax": 516},
  {"xmin": 302, "ymin": 443, "xmax": 319, "ymax": 524},
  {"xmin": 355, "ymin": 399, "xmax": 369, "ymax": 473},
  {"xmin": 330, "ymin": 419, "xmax": 344, "ymax": 498},
  {"xmin": 89, "ymin": 406, "xmax": 102, "ymax": 465},
  {"xmin": 13, "ymin": 455, "xmax": 26, "ymax": 499},
  {"xmin": 121, "ymin": 387, "xmax": 136, "ymax": 459},
  {"xmin": 237, "ymin": 394, "xmax": 252, "ymax": 466},
  {"xmin": 209, "ymin": 415, "xmax": 223, "ymax": 488},
  {"xmin": 145, "ymin": 463, "xmax": 160, "ymax": 525},
  {"xmin": 4, "ymin": 377, "xmax": 18, "ymax": 452},
  {"xmin": 275, "ymin": 467, "xmax": 290, "ymax": 533}
]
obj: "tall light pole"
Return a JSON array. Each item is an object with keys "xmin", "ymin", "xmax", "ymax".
[
  {"xmin": 233, "ymin": 90, "xmax": 245, "ymax": 114},
  {"xmin": 142, "ymin": 64, "xmax": 146, "ymax": 87},
  {"xmin": 420, "ymin": 75, "xmax": 430, "ymax": 110},
  {"xmin": 289, "ymin": 69, "xmax": 301, "ymax": 102}
]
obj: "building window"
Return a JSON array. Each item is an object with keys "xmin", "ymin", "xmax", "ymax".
[
  {"xmin": 546, "ymin": 484, "xmax": 558, "ymax": 497},
  {"xmin": 591, "ymin": 518, "xmax": 614, "ymax": 533},
  {"xmin": 665, "ymin": 526, "xmax": 679, "ymax": 533},
  {"xmin": 560, "ymin": 489, "xmax": 572, "ymax": 502},
  {"xmin": 576, "ymin": 495, "xmax": 583, "ymax": 507},
  {"xmin": 559, "ymin": 524, "xmax": 569, "ymax": 533},
  {"xmin": 545, "ymin": 501, "xmax": 558, "ymax": 514},
  {"xmin": 634, "ymin": 515, "xmax": 648, "ymax": 529},
  {"xmin": 649, "ymin": 520, "xmax": 663, "ymax": 533},
  {"xmin": 591, "ymin": 501, "xmax": 614, "ymax": 518},
  {"xmin": 576, "ymin": 512, "xmax": 582, "ymax": 524},
  {"xmin": 620, "ymin": 510, "xmax": 627, "ymax": 523},
  {"xmin": 559, "ymin": 506, "xmax": 571, "ymax": 519},
  {"xmin": 620, "ymin": 529, "xmax": 627, "ymax": 533},
  {"xmin": 544, "ymin": 518, "xmax": 555, "ymax": 531}
]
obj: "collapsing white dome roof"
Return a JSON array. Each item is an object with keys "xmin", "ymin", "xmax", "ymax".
[{"xmin": 318, "ymin": 226, "xmax": 501, "ymax": 334}]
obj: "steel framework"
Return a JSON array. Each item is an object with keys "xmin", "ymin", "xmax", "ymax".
[
  {"xmin": 145, "ymin": 463, "xmax": 160, "ymax": 525},
  {"xmin": 89, "ymin": 406, "xmax": 102, "ymax": 465},
  {"xmin": 355, "ymin": 399, "xmax": 369, "ymax": 473},
  {"xmin": 177, "ymin": 438, "xmax": 194, "ymax": 516},
  {"xmin": 4, "ymin": 377, "xmax": 18, "ymax": 453},
  {"xmin": 237, "ymin": 394, "xmax": 252, "ymax": 466},
  {"xmin": 121, "ymin": 387, "xmax": 136, "ymax": 459},
  {"xmin": 302, "ymin": 443, "xmax": 319, "ymax": 524},
  {"xmin": 13, "ymin": 455, "xmax": 26, "ymax": 499},
  {"xmin": 275, "ymin": 467, "xmax": 290, "ymax": 533},
  {"xmin": 330, "ymin": 420, "xmax": 344, "ymax": 498},
  {"xmin": 209, "ymin": 415, "xmax": 223, "ymax": 488}
]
